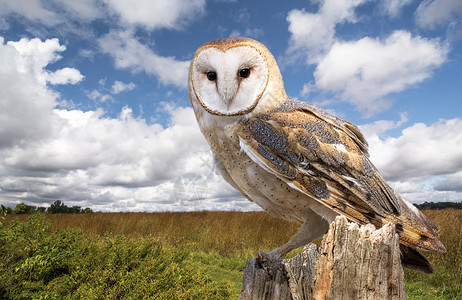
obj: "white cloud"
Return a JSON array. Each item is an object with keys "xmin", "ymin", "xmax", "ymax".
[
  {"xmin": 0, "ymin": 18, "xmax": 8, "ymax": 30},
  {"xmin": 360, "ymin": 117, "xmax": 462, "ymax": 203},
  {"xmin": 104, "ymin": 0, "xmax": 206, "ymax": 30},
  {"xmin": 381, "ymin": 0, "xmax": 413, "ymax": 18},
  {"xmin": 286, "ymin": 0, "xmax": 369, "ymax": 64},
  {"xmin": 7, "ymin": 38, "xmax": 64, "ymax": 83},
  {"xmin": 0, "ymin": 35, "xmax": 250, "ymax": 211},
  {"xmin": 1, "ymin": 1, "xmax": 200, "ymax": 90},
  {"xmin": 366, "ymin": 118, "xmax": 462, "ymax": 181},
  {"xmin": 0, "ymin": 0, "xmax": 59, "ymax": 26},
  {"xmin": 0, "ymin": 0, "xmax": 204, "ymax": 36},
  {"xmin": 0, "ymin": 103, "xmax": 249, "ymax": 211},
  {"xmin": 300, "ymin": 82, "xmax": 314, "ymax": 98},
  {"xmin": 314, "ymin": 31, "xmax": 448, "ymax": 116},
  {"xmin": 433, "ymin": 171, "xmax": 462, "ymax": 192},
  {"xmin": 99, "ymin": 30, "xmax": 190, "ymax": 88},
  {"xmin": 0, "ymin": 0, "xmax": 103, "ymax": 28},
  {"xmin": 0, "ymin": 37, "xmax": 65, "ymax": 149},
  {"xmin": 1, "ymin": 35, "xmax": 459, "ymax": 211},
  {"xmin": 111, "ymin": 80, "xmax": 136, "ymax": 94},
  {"xmin": 47, "ymin": 67, "xmax": 85, "ymax": 85},
  {"xmin": 389, "ymin": 180, "xmax": 461, "ymax": 204},
  {"xmin": 87, "ymin": 90, "xmax": 113, "ymax": 103},
  {"xmin": 5, "ymin": 37, "xmax": 84, "ymax": 86},
  {"xmin": 53, "ymin": 0, "xmax": 102, "ymax": 21},
  {"xmin": 359, "ymin": 112, "xmax": 409, "ymax": 137},
  {"xmin": 416, "ymin": 0, "xmax": 462, "ymax": 29},
  {"xmin": 286, "ymin": 1, "xmax": 450, "ymax": 116}
]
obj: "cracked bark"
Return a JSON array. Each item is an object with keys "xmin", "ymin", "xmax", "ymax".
[{"xmin": 239, "ymin": 216, "xmax": 406, "ymax": 300}]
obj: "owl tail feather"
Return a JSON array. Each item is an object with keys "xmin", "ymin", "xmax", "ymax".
[{"xmin": 400, "ymin": 244, "xmax": 433, "ymax": 274}]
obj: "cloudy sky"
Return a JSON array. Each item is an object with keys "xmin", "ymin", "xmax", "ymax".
[{"xmin": 1, "ymin": 0, "xmax": 461, "ymax": 212}]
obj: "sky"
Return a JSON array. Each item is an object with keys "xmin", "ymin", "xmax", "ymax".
[{"xmin": 0, "ymin": 0, "xmax": 461, "ymax": 212}]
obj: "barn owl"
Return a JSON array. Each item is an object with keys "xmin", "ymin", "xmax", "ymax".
[{"xmin": 188, "ymin": 37, "xmax": 445, "ymax": 273}]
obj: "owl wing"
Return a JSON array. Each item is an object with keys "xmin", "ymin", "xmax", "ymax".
[
  {"xmin": 237, "ymin": 99, "xmax": 444, "ymax": 252},
  {"xmin": 238, "ymin": 99, "xmax": 400, "ymax": 217}
]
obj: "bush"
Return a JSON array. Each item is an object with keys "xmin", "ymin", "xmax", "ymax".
[
  {"xmin": 0, "ymin": 214, "xmax": 231, "ymax": 299},
  {"xmin": 12, "ymin": 203, "xmax": 40, "ymax": 215}
]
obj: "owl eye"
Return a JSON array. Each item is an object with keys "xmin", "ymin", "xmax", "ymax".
[
  {"xmin": 238, "ymin": 68, "xmax": 250, "ymax": 78},
  {"xmin": 206, "ymin": 71, "xmax": 217, "ymax": 81}
]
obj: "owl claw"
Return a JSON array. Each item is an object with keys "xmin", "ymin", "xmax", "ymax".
[
  {"xmin": 256, "ymin": 249, "xmax": 283, "ymax": 276},
  {"xmin": 257, "ymin": 249, "xmax": 282, "ymax": 263}
]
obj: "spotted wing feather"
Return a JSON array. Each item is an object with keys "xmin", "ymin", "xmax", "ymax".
[{"xmin": 237, "ymin": 99, "xmax": 445, "ymax": 253}]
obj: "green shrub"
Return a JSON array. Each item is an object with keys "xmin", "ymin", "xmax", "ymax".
[{"xmin": 0, "ymin": 214, "xmax": 231, "ymax": 299}]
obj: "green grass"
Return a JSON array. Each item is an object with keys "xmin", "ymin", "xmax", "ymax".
[
  {"xmin": 191, "ymin": 251, "xmax": 248, "ymax": 297},
  {"xmin": 404, "ymin": 281, "xmax": 460, "ymax": 300},
  {"xmin": 404, "ymin": 209, "xmax": 462, "ymax": 299},
  {"xmin": 3, "ymin": 209, "xmax": 461, "ymax": 299},
  {"xmin": 0, "ymin": 215, "xmax": 232, "ymax": 299}
]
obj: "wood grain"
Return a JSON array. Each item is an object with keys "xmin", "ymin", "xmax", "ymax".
[{"xmin": 240, "ymin": 216, "xmax": 406, "ymax": 300}]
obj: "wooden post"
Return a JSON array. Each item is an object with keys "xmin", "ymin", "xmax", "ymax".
[{"xmin": 239, "ymin": 216, "xmax": 406, "ymax": 300}]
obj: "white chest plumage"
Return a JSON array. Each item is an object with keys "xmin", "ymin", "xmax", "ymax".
[{"xmin": 199, "ymin": 114, "xmax": 337, "ymax": 225}]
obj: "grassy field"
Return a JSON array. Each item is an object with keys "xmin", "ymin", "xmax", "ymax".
[{"xmin": 3, "ymin": 209, "xmax": 461, "ymax": 299}]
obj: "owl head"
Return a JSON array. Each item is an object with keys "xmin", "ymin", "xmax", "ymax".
[{"xmin": 188, "ymin": 37, "xmax": 287, "ymax": 117}]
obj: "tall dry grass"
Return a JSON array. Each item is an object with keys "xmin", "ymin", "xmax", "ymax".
[
  {"xmin": 8, "ymin": 209, "xmax": 458, "ymax": 258},
  {"xmin": 13, "ymin": 211, "xmax": 299, "ymax": 256},
  {"xmin": 421, "ymin": 209, "xmax": 461, "ymax": 276},
  {"xmin": 404, "ymin": 209, "xmax": 462, "ymax": 297}
]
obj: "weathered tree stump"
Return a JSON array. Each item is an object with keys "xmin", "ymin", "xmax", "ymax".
[{"xmin": 239, "ymin": 216, "xmax": 406, "ymax": 300}]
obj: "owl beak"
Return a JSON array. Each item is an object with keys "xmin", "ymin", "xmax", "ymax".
[
  {"xmin": 218, "ymin": 80, "xmax": 238, "ymax": 109},
  {"xmin": 224, "ymin": 95, "xmax": 233, "ymax": 109}
]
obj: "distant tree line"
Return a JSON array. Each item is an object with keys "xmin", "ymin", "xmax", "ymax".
[
  {"xmin": 1, "ymin": 200, "xmax": 93, "ymax": 215},
  {"xmin": 1, "ymin": 200, "xmax": 460, "ymax": 216},
  {"xmin": 414, "ymin": 201, "xmax": 462, "ymax": 210}
]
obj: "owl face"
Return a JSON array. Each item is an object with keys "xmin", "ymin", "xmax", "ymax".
[{"xmin": 189, "ymin": 38, "xmax": 271, "ymax": 116}]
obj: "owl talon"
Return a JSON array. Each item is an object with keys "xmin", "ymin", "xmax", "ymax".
[
  {"xmin": 256, "ymin": 249, "xmax": 283, "ymax": 277},
  {"xmin": 257, "ymin": 249, "xmax": 282, "ymax": 263}
]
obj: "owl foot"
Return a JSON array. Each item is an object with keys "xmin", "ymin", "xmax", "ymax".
[
  {"xmin": 256, "ymin": 249, "xmax": 283, "ymax": 277},
  {"xmin": 257, "ymin": 249, "xmax": 282, "ymax": 263}
]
